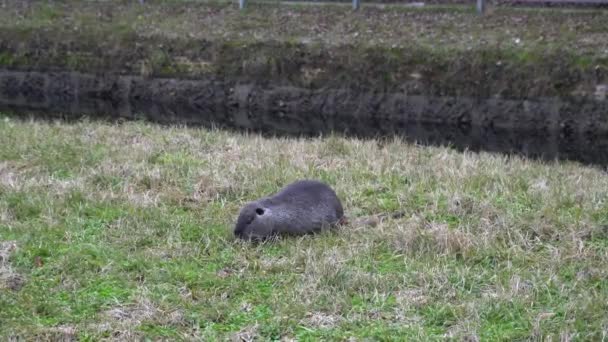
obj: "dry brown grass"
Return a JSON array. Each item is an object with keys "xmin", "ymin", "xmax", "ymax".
[{"xmin": 0, "ymin": 241, "xmax": 24, "ymax": 292}]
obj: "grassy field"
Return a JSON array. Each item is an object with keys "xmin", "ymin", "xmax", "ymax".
[
  {"xmin": 2, "ymin": 0, "xmax": 607, "ymax": 56},
  {"xmin": 0, "ymin": 0, "xmax": 608, "ymax": 68},
  {"xmin": 1, "ymin": 114, "xmax": 607, "ymax": 340}
]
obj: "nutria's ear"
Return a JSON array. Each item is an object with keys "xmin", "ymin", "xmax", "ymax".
[{"xmin": 255, "ymin": 208, "xmax": 265, "ymax": 215}]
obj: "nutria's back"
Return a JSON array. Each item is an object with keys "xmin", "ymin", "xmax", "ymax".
[{"xmin": 234, "ymin": 180, "xmax": 344, "ymax": 240}]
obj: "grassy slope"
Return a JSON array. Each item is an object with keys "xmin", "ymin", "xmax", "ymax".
[
  {"xmin": 0, "ymin": 115, "xmax": 607, "ymax": 340},
  {"xmin": 1, "ymin": 0, "xmax": 607, "ymax": 53},
  {"xmin": 0, "ymin": 1, "xmax": 607, "ymax": 93}
]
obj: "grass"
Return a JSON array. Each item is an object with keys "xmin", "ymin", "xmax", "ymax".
[
  {"xmin": 1, "ymin": 0, "xmax": 607, "ymax": 55},
  {"xmin": 0, "ymin": 114, "xmax": 607, "ymax": 340},
  {"xmin": 1, "ymin": 1, "xmax": 606, "ymax": 100}
]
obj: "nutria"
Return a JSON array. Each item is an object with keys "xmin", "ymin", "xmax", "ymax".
[{"xmin": 234, "ymin": 179, "xmax": 344, "ymax": 241}]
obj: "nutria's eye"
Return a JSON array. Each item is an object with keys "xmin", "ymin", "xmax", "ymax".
[{"xmin": 256, "ymin": 208, "xmax": 265, "ymax": 215}]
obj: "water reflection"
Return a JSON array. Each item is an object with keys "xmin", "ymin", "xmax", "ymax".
[{"xmin": 1, "ymin": 70, "xmax": 607, "ymax": 166}]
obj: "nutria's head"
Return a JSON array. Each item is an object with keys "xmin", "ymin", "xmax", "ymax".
[{"xmin": 233, "ymin": 201, "xmax": 275, "ymax": 241}]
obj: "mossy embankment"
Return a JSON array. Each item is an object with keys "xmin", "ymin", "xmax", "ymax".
[{"xmin": 1, "ymin": 0, "xmax": 607, "ymax": 99}]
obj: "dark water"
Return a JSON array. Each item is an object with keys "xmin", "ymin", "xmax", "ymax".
[{"xmin": 1, "ymin": 70, "xmax": 607, "ymax": 167}]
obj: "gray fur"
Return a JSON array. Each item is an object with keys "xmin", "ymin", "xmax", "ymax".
[{"xmin": 234, "ymin": 180, "xmax": 344, "ymax": 241}]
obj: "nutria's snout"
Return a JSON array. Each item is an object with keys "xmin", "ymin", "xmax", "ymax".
[
  {"xmin": 233, "ymin": 228, "xmax": 245, "ymax": 239},
  {"xmin": 233, "ymin": 202, "xmax": 269, "ymax": 240},
  {"xmin": 233, "ymin": 180, "xmax": 344, "ymax": 241}
]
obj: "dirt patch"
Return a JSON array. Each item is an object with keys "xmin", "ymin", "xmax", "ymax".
[
  {"xmin": 395, "ymin": 288, "xmax": 429, "ymax": 308},
  {"xmin": 301, "ymin": 311, "xmax": 343, "ymax": 329},
  {"xmin": 230, "ymin": 324, "xmax": 260, "ymax": 342},
  {"xmin": 100, "ymin": 296, "xmax": 185, "ymax": 338},
  {"xmin": 0, "ymin": 161, "xmax": 19, "ymax": 188},
  {"xmin": 0, "ymin": 241, "xmax": 25, "ymax": 291},
  {"xmin": 105, "ymin": 305, "xmax": 157, "ymax": 324}
]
